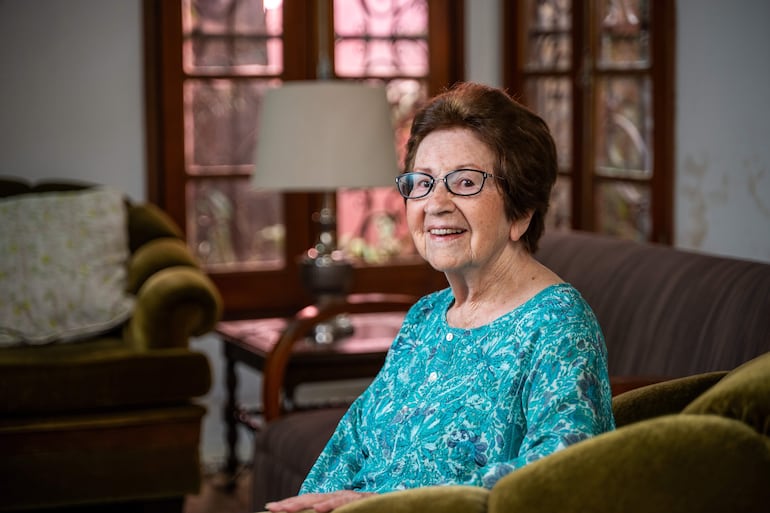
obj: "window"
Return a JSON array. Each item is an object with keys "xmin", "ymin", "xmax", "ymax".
[
  {"xmin": 503, "ymin": 0, "xmax": 675, "ymax": 243},
  {"xmin": 144, "ymin": 0, "xmax": 462, "ymax": 316}
]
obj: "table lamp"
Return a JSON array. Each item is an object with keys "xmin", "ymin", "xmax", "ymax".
[{"xmin": 252, "ymin": 80, "xmax": 400, "ymax": 343}]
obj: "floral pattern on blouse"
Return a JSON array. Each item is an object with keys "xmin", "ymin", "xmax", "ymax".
[{"xmin": 300, "ymin": 283, "xmax": 615, "ymax": 494}]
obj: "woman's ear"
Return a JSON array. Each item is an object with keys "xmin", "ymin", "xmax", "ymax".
[{"xmin": 510, "ymin": 210, "xmax": 534, "ymax": 242}]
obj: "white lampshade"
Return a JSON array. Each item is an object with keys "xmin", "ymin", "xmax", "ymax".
[{"xmin": 252, "ymin": 81, "xmax": 400, "ymax": 191}]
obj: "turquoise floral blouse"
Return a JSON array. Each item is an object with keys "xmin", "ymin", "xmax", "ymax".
[{"xmin": 300, "ymin": 283, "xmax": 615, "ymax": 493}]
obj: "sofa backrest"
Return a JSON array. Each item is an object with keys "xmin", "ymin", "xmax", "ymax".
[{"xmin": 536, "ymin": 230, "xmax": 770, "ymax": 378}]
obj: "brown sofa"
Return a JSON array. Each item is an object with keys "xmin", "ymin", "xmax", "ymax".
[
  {"xmin": 251, "ymin": 230, "xmax": 770, "ymax": 510},
  {"xmin": 0, "ymin": 178, "xmax": 223, "ymax": 512}
]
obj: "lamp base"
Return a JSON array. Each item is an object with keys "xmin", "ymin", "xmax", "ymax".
[
  {"xmin": 299, "ymin": 251, "xmax": 354, "ymax": 345},
  {"xmin": 310, "ymin": 313, "xmax": 355, "ymax": 345}
]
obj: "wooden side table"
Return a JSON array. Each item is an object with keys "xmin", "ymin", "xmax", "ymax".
[{"xmin": 216, "ymin": 301, "xmax": 410, "ymax": 480}]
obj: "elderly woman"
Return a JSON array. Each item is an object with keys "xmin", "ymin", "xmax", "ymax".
[{"xmin": 266, "ymin": 82, "xmax": 614, "ymax": 513}]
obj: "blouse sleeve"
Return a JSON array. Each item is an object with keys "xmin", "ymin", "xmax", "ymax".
[
  {"xmin": 298, "ymin": 393, "xmax": 366, "ymax": 494},
  {"xmin": 299, "ymin": 299, "xmax": 426, "ymax": 494},
  {"xmin": 469, "ymin": 319, "xmax": 615, "ymax": 488}
]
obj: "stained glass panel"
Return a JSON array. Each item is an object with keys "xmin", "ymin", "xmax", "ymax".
[
  {"xmin": 594, "ymin": 76, "xmax": 651, "ymax": 179},
  {"xmin": 595, "ymin": 181, "xmax": 650, "ymax": 240},
  {"xmin": 182, "ymin": 0, "xmax": 283, "ymax": 74},
  {"xmin": 523, "ymin": 0, "xmax": 572, "ymax": 71},
  {"xmin": 334, "ymin": 0, "xmax": 429, "ymax": 263},
  {"xmin": 524, "ymin": 77, "xmax": 572, "ymax": 169},
  {"xmin": 335, "ymin": 39, "xmax": 428, "ymax": 77},
  {"xmin": 187, "ymin": 177, "xmax": 284, "ymax": 269},
  {"xmin": 597, "ymin": 0, "xmax": 650, "ymax": 69},
  {"xmin": 334, "ymin": 0, "xmax": 427, "ymax": 37},
  {"xmin": 337, "ymin": 188, "xmax": 417, "ymax": 263},
  {"xmin": 334, "ymin": 0, "xmax": 428, "ymax": 77},
  {"xmin": 336, "ymin": 81, "xmax": 425, "ymax": 263}
]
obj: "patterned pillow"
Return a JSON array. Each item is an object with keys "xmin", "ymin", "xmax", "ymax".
[{"xmin": 0, "ymin": 187, "xmax": 134, "ymax": 346}]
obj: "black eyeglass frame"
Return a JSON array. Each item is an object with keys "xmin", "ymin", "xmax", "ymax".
[{"xmin": 395, "ymin": 169, "xmax": 505, "ymax": 199}]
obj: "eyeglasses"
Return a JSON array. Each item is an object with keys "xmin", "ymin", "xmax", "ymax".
[{"xmin": 395, "ymin": 169, "xmax": 504, "ymax": 199}]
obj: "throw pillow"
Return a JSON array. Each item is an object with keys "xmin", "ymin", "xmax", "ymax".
[{"xmin": 0, "ymin": 187, "xmax": 135, "ymax": 346}]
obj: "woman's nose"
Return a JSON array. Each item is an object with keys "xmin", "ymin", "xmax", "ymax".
[{"xmin": 423, "ymin": 180, "xmax": 454, "ymax": 213}]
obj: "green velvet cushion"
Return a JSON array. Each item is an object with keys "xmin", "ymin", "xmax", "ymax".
[
  {"xmin": 612, "ymin": 371, "xmax": 727, "ymax": 427},
  {"xmin": 488, "ymin": 414, "xmax": 770, "ymax": 513},
  {"xmin": 0, "ymin": 337, "xmax": 211, "ymax": 414},
  {"xmin": 684, "ymin": 351, "xmax": 770, "ymax": 435},
  {"xmin": 335, "ymin": 486, "xmax": 488, "ymax": 513}
]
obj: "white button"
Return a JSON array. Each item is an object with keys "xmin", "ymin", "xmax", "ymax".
[{"xmin": 446, "ymin": 333, "xmax": 454, "ymax": 341}]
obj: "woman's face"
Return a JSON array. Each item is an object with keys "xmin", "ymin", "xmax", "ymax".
[{"xmin": 406, "ymin": 127, "xmax": 525, "ymax": 276}]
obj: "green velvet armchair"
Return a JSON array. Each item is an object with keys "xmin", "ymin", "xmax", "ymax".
[
  {"xmin": 0, "ymin": 178, "xmax": 222, "ymax": 512},
  {"xmin": 329, "ymin": 351, "xmax": 770, "ymax": 513}
]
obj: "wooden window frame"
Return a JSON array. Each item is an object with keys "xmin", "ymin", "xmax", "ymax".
[
  {"xmin": 502, "ymin": 0, "xmax": 675, "ymax": 244},
  {"xmin": 143, "ymin": 0, "xmax": 463, "ymax": 318}
]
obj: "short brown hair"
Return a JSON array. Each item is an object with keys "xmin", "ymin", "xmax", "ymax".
[{"xmin": 403, "ymin": 82, "xmax": 557, "ymax": 253}]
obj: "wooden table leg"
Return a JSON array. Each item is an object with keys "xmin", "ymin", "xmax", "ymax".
[{"xmin": 224, "ymin": 344, "xmax": 239, "ymax": 488}]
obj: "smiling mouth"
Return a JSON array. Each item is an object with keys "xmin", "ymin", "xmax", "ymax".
[{"xmin": 429, "ymin": 228, "xmax": 465, "ymax": 235}]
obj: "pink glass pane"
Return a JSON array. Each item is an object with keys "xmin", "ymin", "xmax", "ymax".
[
  {"xmin": 523, "ymin": 0, "xmax": 572, "ymax": 71},
  {"xmin": 187, "ymin": 177, "xmax": 284, "ymax": 270},
  {"xmin": 595, "ymin": 181, "xmax": 650, "ymax": 241},
  {"xmin": 182, "ymin": 0, "xmax": 283, "ymax": 74},
  {"xmin": 524, "ymin": 77, "xmax": 572, "ymax": 170},
  {"xmin": 333, "ymin": 1, "xmax": 428, "ymax": 263},
  {"xmin": 597, "ymin": 0, "xmax": 650, "ymax": 69},
  {"xmin": 334, "ymin": 0, "xmax": 428, "ymax": 37},
  {"xmin": 334, "ymin": 0, "xmax": 428, "ymax": 77},
  {"xmin": 337, "ymin": 188, "xmax": 418, "ymax": 263},
  {"xmin": 337, "ymin": 79, "xmax": 426, "ymax": 262},
  {"xmin": 335, "ymin": 39, "xmax": 428, "ymax": 77}
]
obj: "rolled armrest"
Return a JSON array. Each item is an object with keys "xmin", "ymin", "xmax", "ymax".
[
  {"xmin": 127, "ymin": 237, "xmax": 199, "ymax": 295},
  {"xmin": 126, "ymin": 266, "xmax": 223, "ymax": 349},
  {"xmin": 127, "ymin": 203, "xmax": 183, "ymax": 252}
]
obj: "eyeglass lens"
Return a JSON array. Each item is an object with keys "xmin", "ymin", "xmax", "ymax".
[{"xmin": 396, "ymin": 169, "xmax": 490, "ymax": 199}]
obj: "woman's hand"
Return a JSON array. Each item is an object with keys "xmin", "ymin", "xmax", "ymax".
[{"xmin": 265, "ymin": 491, "xmax": 376, "ymax": 513}]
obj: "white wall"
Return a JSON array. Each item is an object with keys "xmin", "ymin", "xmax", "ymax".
[
  {"xmin": 1, "ymin": 0, "xmax": 768, "ymax": 262},
  {"xmin": 675, "ymin": 0, "xmax": 770, "ymax": 262},
  {"xmin": 0, "ymin": 0, "xmax": 145, "ymax": 202},
  {"xmin": 465, "ymin": 0, "xmax": 502, "ymax": 88}
]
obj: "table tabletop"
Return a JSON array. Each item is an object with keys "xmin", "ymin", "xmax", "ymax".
[
  {"xmin": 218, "ymin": 312, "xmax": 403, "ymax": 354},
  {"xmin": 217, "ymin": 311, "xmax": 405, "ymax": 385}
]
